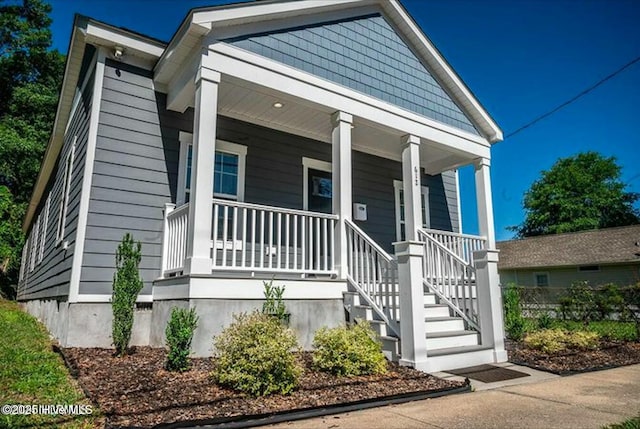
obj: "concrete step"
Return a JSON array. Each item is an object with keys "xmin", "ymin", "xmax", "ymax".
[
  {"xmin": 426, "ymin": 330, "xmax": 479, "ymax": 350},
  {"xmin": 424, "ymin": 316, "xmax": 465, "ymax": 334},
  {"xmin": 365, "ymin": 319, "xmax": 389, "ymax": 337},
  {"xmin": 422, "ymin": 346, "xmax": 496, "ymax": 373}
]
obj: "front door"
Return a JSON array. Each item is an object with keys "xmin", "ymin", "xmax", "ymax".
[{"xmin": 307, "ymin": 168, "xmax": 332, "ymax": 213}]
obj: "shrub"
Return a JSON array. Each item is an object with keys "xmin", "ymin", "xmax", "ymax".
[
  {"xmin": 111, "ymin": 233, "xmax": 143, "ymax": 356},
  {"xmin": 312, "ymin": 322, "xmax": 387, "ymax": 376},
  {"xmin": 212, "ymin": 312, "xmax": 301, "ymax": 396},
  {"xmin": 559, "ymin": 281, "xmax": 598, "ymax": 323},
  {"xmin": 165, "ymin": 307, "xmax": 199, "ymax": 372},
  {"xmin": 536, "ymin": 312, "xmax": 553, "ymax": 330},
  {"xmin": 524, "ymin": 328, "xmax": 600, "ymax": 354},
  {"xmin": 619, "ymin": 283, "xmax": 640, "ymax": 339},
  {"xmin": 503, "ymin": 283, "xmax": 525, "ymax": 340},
  {"xmin": 262, "ymin": 280, "xmax": 289, "ymax": 324},
  {"xmin": 594, "ymin": 283, "xmax": 624, "ymax": 320}
]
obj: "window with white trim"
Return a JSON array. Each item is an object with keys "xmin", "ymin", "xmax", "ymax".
[
  {"xmin": 38, "ymin": 193, "xmax": 51, "ymax": 264},
  {"xmin": 19, "ymin": 238, "xmax": 29, "ymax": 282},
  {"xmin": 56, "ymin": 138, "xmax": 76, "ymax": 244},
  {"xmin": 29, "ymin": 217, "xmax": 40, "ymax": 272},
  {"xmin": 177, "ymin": 132, "xmax": 247, "ymax": 204},
  {"xmin": 534, "ymin": 272, "xmax": 549, "ymax": 287},
  {"xmin": 393, "ymin": 180, "xmax": 430, "ymax": 241}
]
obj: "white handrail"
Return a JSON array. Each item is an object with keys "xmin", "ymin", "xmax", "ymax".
[
  {"xmin": 421, "ymin": 228, "xmax": 486, "ymax": 266},
  {"xmin": 345, "ymin": 219, "xmax": 400, "ymax": 336},
  {"xmin": 418, "ymin": 228, "xmax": 480, "ymax": 331},
  {"xmin": 212, "ymin": 199, "xmax": 337, "ymax": 275},
  {"xmin": 163, "ymin": 203, "xmax": 189, "ymax": 275}
]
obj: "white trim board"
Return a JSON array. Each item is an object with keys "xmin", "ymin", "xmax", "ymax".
[
  {"xmin": 68, "ymin": 49, "xmax": 106, "ymax": 303},
  {"xmin": 153, "ymin": 278, "xmax": 347, "ymax": 300}
]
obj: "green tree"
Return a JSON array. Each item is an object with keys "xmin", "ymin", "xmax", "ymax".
[
  {"xmin": 511, "ymin": 152, "xmax": 640, "ymax": 237},
  {"xmin": 0, "ymin": 0, "xmax": 65, "ymax": 298}
]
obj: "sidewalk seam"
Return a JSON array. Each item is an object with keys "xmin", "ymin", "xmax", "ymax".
[{"xmin": 499, "ymin": 389, "xmax": 628, "ymax": 418}]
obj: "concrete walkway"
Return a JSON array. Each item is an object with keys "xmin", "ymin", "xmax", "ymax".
[{"xmin": 267, "ymin": 364, "xmax": 640, "ymax": 429}]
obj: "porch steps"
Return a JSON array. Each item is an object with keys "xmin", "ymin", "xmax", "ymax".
[{"xmin": 343, "ymin": 290, "xmax": 484, "ymax": 372}]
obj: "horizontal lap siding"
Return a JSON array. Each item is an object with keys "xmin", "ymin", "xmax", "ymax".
[
  {"xmin": 79, "ymin": 60, "xmax": 187, "ymax": 296},
  {"xmin": 18, "ymin": 61, "xmax": 95, "ymax": 300},
  {"xmin": 500, "ymin": 265, "xmax": 640, "ymax": 289},
  {"xmin": 217, "ymin": 117, "xmax": 458, "ymax": 251}
]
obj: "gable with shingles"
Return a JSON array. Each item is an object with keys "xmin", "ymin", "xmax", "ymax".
[
  {"xmin": 225, "ymin": 14, "xmax": 480, "ymax": 135},
  {"xmin": 497, "ymin": 224, "xmax": 640, "ymax": 270}
]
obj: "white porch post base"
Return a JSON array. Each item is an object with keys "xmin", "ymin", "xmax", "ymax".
[
  {"xmin": 395, "ymin": 241, "xmax": 428, "ymax": 368},
  {"xmin": 474, "ymin": 248, "xmax": 507, "ymax": 362}
]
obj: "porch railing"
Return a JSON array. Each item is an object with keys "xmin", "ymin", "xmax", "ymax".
[
  {"xmin": 418, "ymin": 228, "xmax": 480, "ymax": 331},
  {"xmin": 421, "ymin": 228, "xmax": 486, "ymax": 267},
  {"xmin": 212, "ymin": 199, "xmax": 338, "ymax": 275},
  {"xmin": 346, "ymin": 219, "xmax": 400, "ymax": 336},
  {"xmin": 162, "ymin": 203, "xmax": 189, "ymax": 275}
]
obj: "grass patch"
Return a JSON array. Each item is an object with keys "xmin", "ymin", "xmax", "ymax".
[
  {"xmin": 0, "ymin": 299, "xmax": 98, "ymax": 428},
  {"xmin": 604, "ymin": 414, "xmax": 640, "ymax": 429},
  {"xmin": 525, "ymin": 318, "xmax": 637, "ymax": 342}
]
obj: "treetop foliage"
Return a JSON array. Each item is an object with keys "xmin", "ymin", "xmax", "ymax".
[
  {"xmin": 0, "ymin": 0, "xmax": 65, "ymax": 298},
  {"xmin": 511, "ymin": 151, "xmax": 640, "ymax": 238}
]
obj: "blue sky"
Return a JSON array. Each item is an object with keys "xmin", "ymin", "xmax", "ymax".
[{"xmin": 48, "ymin": 0, "xmax": 640, "ymax": 240}]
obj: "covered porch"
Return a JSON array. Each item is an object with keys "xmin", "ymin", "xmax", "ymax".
[{"xmin": 153, "ymin": 44, "xmax": 505, "ymax": 370}]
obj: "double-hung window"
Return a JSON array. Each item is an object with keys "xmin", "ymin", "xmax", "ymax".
[
  {"xmin": 56, "ymin": 138, "xmax": 76, "ymax": 244},
  {"xmin": 393, "ymin": 180, "xmax": 430, "ymax": 241},
  {"xmin": 177, "ymin": 132, "xmax": 247, "ymax": 205}
]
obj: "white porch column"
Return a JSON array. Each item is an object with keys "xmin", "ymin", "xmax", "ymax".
[
  {"xmin": 401, "ymin": 135, "xmax": 422, "ymax": 241},
  {"xmin": 184, "ymin": 65, "xmax": 221, "ymax": 275},
  {"xmin": 331, "ymin": 111, "xmax": 353, "ymax": 279},
  {"xmin": 474, "ymin": 157, "xmax": 496, "ymax": 250},
  {"xmin": 395, "ymin": 241, "xmax": 428, "ymax": 371},
  {"xmin": 473, "ymin": 157, "xmax": 507, "ymax": 362}
]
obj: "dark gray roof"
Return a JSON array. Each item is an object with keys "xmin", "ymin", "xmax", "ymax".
[{"xmin": 497, "ymin": 224, "xmax": 640, "ymax": 270}]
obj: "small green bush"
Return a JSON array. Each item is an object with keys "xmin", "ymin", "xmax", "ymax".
[
  {"xmin": 524, "ymin": 328, "xmax": 600, "ymax": 354},
  {"xmin": 212, "ymin": 312, "xmax": 301, "ymax": 396},
  {"xmin": 559, "ymin": 281, "xmax": 598, "ymax": 323},
  {"xmin": 165, "ymin": 307, "xmax": 199, "ymax": 372},
  {"xmin": 111, "ymin": 233, "xmax": 143, "ymax": 356},
  {"xmin": 312, "ymin": 322, "xmax": 387, "ymax": 376},
  {"xmin": 262, "ymin": 280, "xmax": 289, "ymax": 324},
  {"xmin": 536, "ymin": 312, "xmax": 553, "ymax": 330},
  {"xmin": 594, "ymin": 283, "xmax": 624, "ymax": 320},
  {"xmin": 503, "ymin": 283, "xmax": 525, "ymax": 340}
]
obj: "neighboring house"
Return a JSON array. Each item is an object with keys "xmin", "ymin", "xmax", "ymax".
[
  {"xmin": 498, "ymin": 224, "xmax": 640, "ymax": 290},
  {"xmin": 18, "ymin": 0, "xmax": 506, "ymax": 372}
]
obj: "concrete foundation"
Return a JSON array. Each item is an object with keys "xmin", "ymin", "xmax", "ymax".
[
  {"xmin": 23, "ymin": 295, "xmax": 345, "ymax": 357},
  {"xmin": 151, "ymin": 298, "xmax": 345, "ymax": 357},
  {"xmin": 22, "ymin": 299, "xmax": 151, "ymax": 348}
]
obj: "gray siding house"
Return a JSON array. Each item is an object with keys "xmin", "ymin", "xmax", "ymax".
[{"xmin": 18, "ymin": 0, "xmax": 506, "ymax": 372}]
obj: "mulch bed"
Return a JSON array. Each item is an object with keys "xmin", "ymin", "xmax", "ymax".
[
  {"xmin": 506, "ymin": 340, "xmax": 640, "ymax": 375},
  {"xmin": 61, "ymin": 347, "xmax": 466, "ymax": 429}
]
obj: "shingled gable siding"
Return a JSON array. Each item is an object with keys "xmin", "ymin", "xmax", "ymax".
[
  {"xmin": 226, "ymin": 14, "xmax": 479, "ymax": 135},
  {"xmin": 79, "ymin": 60, "xmax": 186, "ymax": 296},
  {"xmin": 18, "ymin": 60, "xmax": 95, "ymax": 300}
]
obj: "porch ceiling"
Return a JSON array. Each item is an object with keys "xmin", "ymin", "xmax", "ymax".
[{"xmin": 216, "ymin": 76, "xmax": 477, "ymax": 174}]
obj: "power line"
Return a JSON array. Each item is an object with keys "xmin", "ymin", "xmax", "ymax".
[{"xmin": 505, "ymin": 55, "xmax": 640, "ymax": 139}]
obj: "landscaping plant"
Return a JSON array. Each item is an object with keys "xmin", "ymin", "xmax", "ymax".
[
  {"xmin": 524, "ymin": 328, "xmax": 599, "ymax": 354},
  {"xmin": 619, "ymin": 283, "xmax": 640, "ymax": 339},
  {"xmin": 111, "ymin": 233, "xmax": 143, "ymax": 356},
  {"xmin": 165, "ymin": 307, "xmax": 199, "ymax": 372},
  {"xmin": 262, "ymin": 280, "xmax": 289, "ymax": 324},
  {"xmin": 212, "ymin": 311, "xmax": 301, "ymax": 396},
  {"xmin": 559, "ymin": 281, "xmax": 598, "ymax": 324},
  {"xmin": 503, "ymin": 283, "xmax": 525, "ymax": 340},
  {"xmin": 312, "ymin": 322, "xmax": 387, "ymax": 376}
]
